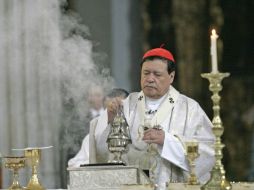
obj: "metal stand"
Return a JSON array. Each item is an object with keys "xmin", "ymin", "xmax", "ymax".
[{"xmin": 201, "ymin": 72, "xmax": 231, "ymax": 190}]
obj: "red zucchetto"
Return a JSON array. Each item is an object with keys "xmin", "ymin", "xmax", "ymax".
[{"xmin": 142, "ymin": 47, "xmax": 175, "ymax": 63}]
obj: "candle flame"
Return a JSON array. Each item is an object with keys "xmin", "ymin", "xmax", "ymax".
[{"xmin": 211, "ymin": 29, "xmax": 218, "ymax": 38}]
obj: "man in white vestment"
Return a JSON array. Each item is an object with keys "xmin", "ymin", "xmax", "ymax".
[
  {"xmin": 97, "ymin": 47, "xmax": 215, "ymax": 189},
  {"xmin": 68, "ymin": 47, "xmax": 215, "ymax": 190}
]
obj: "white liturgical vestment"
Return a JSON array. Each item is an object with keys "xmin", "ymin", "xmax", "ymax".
[
  {"xmin": 68, "ymin": 110, "xmax": 108, "ymax": 167},
  {"xmin": 69, "ymin": 86, "xmax": 215, "ymax": 190}
]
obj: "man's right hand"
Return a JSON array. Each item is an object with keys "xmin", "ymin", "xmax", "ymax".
[{"xmin": 106, "ymin": 97, "xmax": 123, "ymax": 124}]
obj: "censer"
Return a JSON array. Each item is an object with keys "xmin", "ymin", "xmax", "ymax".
[{"xmin": 107, "ymin": 106, "xmax": 132, "ymax": 164}]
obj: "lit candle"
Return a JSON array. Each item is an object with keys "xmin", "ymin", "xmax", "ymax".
[{"xmin": 210, "ymin": 29, "xmax": 218, "ymax": 73}]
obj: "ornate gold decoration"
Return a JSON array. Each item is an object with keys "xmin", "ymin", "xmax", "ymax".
[
  {"xmin": 25, "ymin": 149, "xmax": 45, "ymax": 190},
  {"xmin": 107, "ymin": 107, "xmax": 132, "ymax": 163},
  {"xmin": 185, "ymin": 141, "xmax": 200, "ymax": 185},
  {"xmin": 4, "ymin": 156, "xmax": 26, "ymax": 190},
  {"xmin": 201, "ymin": 72, "xmax": 232, "ymax": 190}
]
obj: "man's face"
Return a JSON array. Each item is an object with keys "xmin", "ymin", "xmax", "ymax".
[
  {"xmin": 88, "ymin": 87, "xmax": 104, "ymax": 110},
  {"xmin": 141, "ymin": 59, "xmax": 175, "ymax": 99}
]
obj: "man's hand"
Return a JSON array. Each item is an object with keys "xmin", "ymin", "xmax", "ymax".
[
  {"xmin": 142, "ymin": 128, "xmax": 165, "ymax": 145},
  {"xmin": 106, "ymin": 97, "xmax": 123, "ymax": 124}
]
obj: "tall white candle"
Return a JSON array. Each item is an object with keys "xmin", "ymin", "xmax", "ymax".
[{"xmin": 210, "ymin": 29, "xmax": 218, "ymax": 73}]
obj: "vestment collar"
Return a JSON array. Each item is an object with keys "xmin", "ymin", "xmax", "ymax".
[{"xmin": 137, "ymin": 85, "xmax": 180, "ymax": 127}]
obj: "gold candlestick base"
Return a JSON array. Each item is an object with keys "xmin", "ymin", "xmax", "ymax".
[
  {"xmin": 201, "ymin": 167, "xmax": 231, "ymax": 190},
  {"xmin": 25, "ymin": 149, "xmax": 45, "ymax": 190},
  {"xmin": 4, "ymin": 156, "xmax": 26, "ymax": 190},
  {"xmin": 200, "ymin": 72, "xmax": 231, "ymax": 190}
]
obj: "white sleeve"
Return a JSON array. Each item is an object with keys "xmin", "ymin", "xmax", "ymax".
[
  {"xmin": 159, "ymin": 100, "xmax": 215, "ymax": 182},
  {"xmin": 160, "ymin": 132, "xmax": 189, "ymax": 171},
  {"xmin": 163, "ymin": 101, "xmax": 215, "ymax": 183},
  {"xmin": 68, "ymin": 134, "xmax": 90, "ymax": 167}
]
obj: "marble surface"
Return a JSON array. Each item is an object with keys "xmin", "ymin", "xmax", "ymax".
[
  {"xmin": 68, "ymin": 165, "xmax": 150, "ymax": 190},
  {"xmin": 67, "ymin": 165, "xmax": 254, "ymax": 190}
]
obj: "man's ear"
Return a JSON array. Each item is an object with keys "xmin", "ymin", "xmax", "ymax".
[
  {"xmin": 169, "ymin": 71, "xmax": 175, "ymax": 82},
  {"xmin": 170, "ymin": 71, "xmax": 175, "ymax": 78}
]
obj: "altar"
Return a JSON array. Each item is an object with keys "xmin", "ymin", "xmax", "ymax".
[
  {"xmin": 68, "ymin": 165, "xmax": 254, "ymax": 190},
  {"xmin": 68, "ymin": 165, "xmax": 151, "ymax": 190}
]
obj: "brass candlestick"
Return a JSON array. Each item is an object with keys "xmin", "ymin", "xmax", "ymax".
[
  {"xmin": 201, "ymin": 72, "xmax": 232, "ymax": 190},
  {"xmin": 25, "ymin": 149, "xmax": 45, "ymax": 190},
  {"xmin": 185, "ymin": 141, "xmax": 200, "ymax": 185},
  {"xmin": 4, "ymin": 156, "xmax": 26, "ymax": 190}
]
